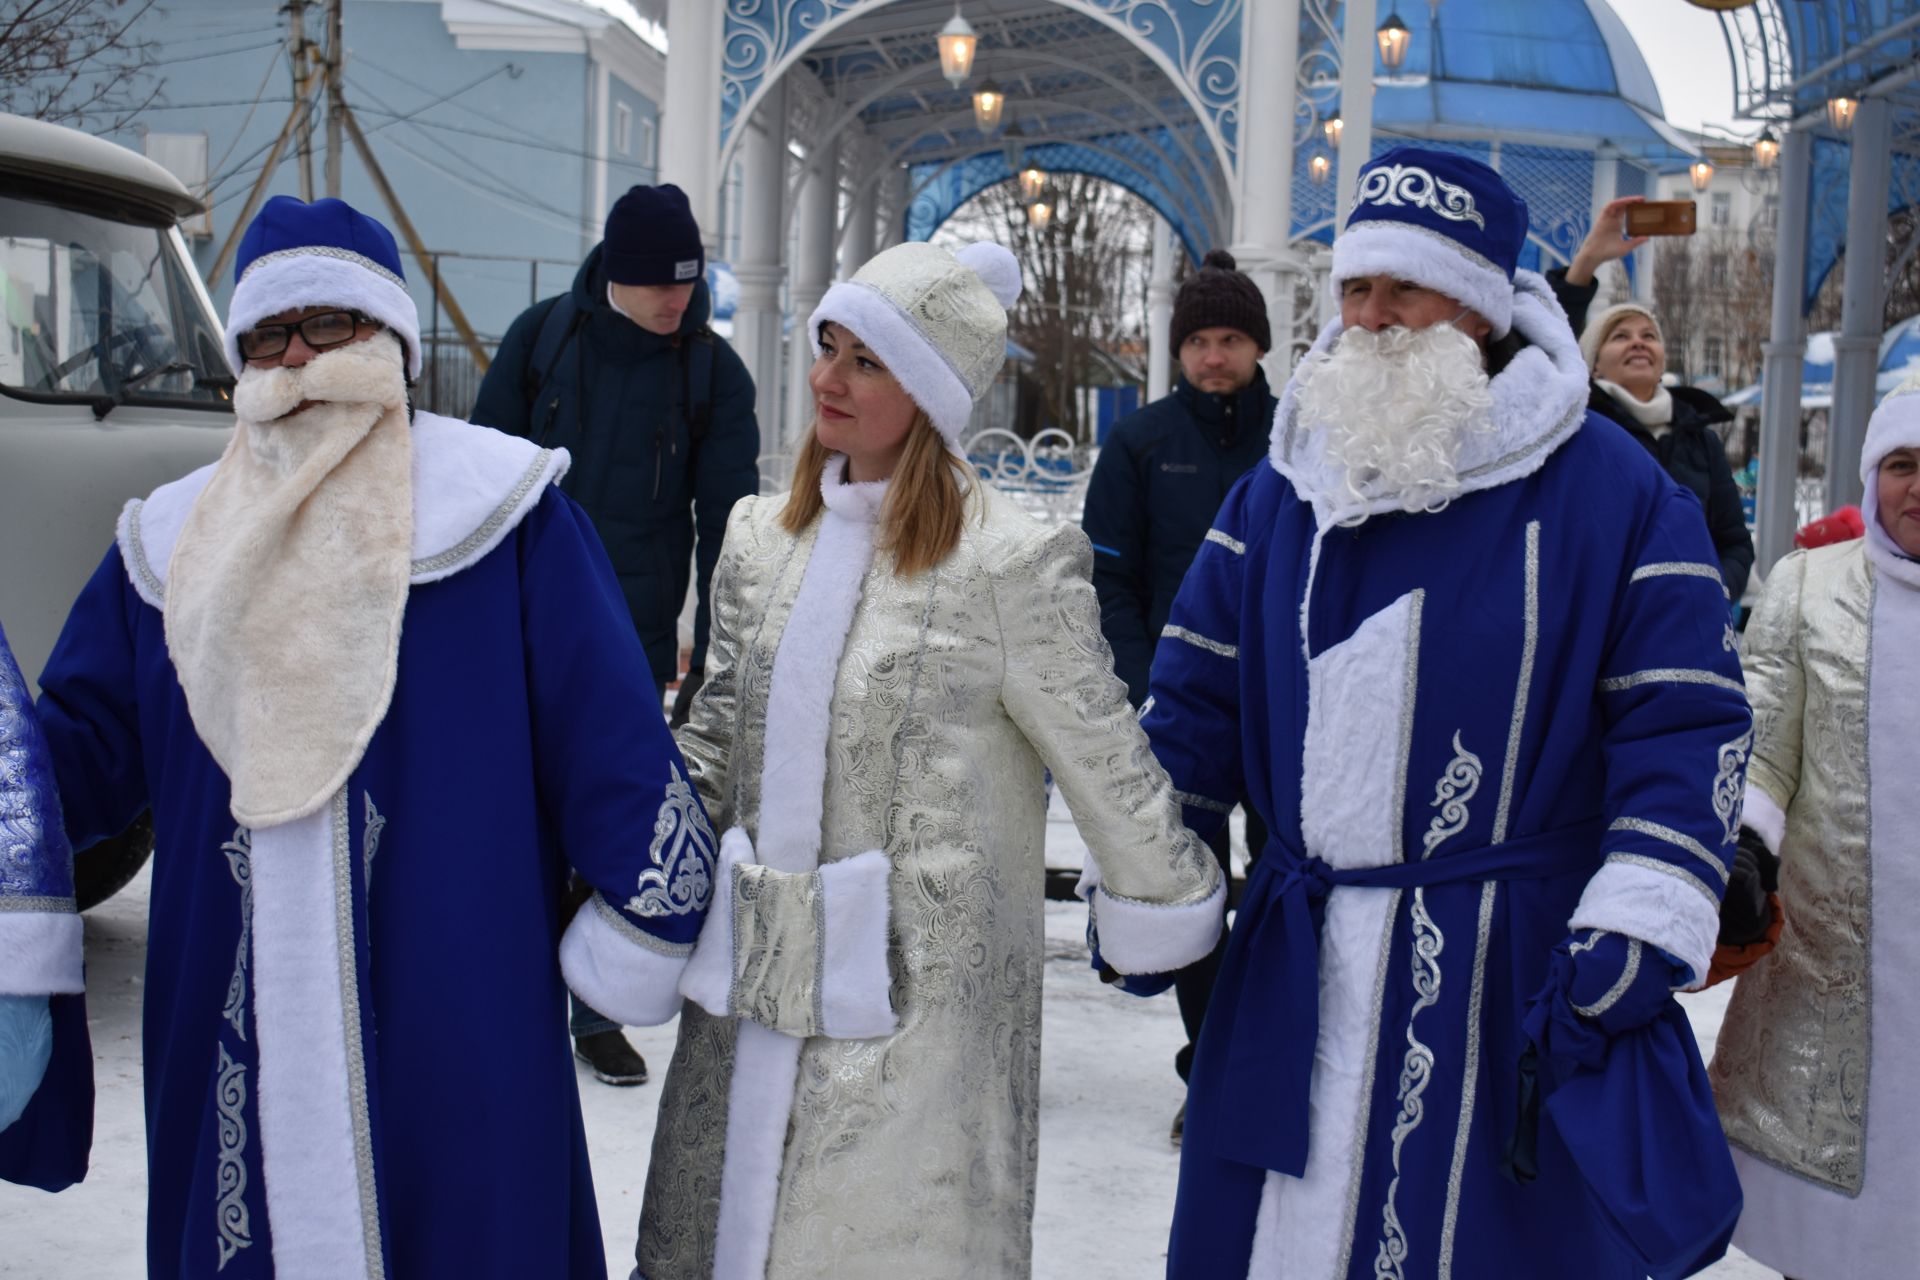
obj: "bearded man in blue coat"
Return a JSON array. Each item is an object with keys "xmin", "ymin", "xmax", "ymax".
[
  {"xmin": 15, "ymin": 197, "xmax": 715, "ymax": 1280},
  {"xmin": 1144, "ymin": 149, "xmax": 1749, "ymax": 1279}
]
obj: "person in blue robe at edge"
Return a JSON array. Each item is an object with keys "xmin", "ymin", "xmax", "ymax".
[
  {"xmin": 0, "ymin": 621, "xmax": 88, "ymax": 1188},
  {"xmin": 1137, "ymin": 149, "xmax": 1753, "ymax": 1279},
  {"xmin": 3, "ymin": 196, "xmax": 717, "ymax": 1280}
]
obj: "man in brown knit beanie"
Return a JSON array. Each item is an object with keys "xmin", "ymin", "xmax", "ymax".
[{"xmin": 1081, "ymin": 247, "xmax": 1274, "ymax": 1144}]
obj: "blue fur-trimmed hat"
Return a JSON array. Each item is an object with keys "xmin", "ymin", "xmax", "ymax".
[
  {"xmin": 226, "ymin": 196, "xmax": 422, "ymax": 378},
  {"xmin": 1331, "ymin": 146, "xmax": 1529, "ymax": 337}
]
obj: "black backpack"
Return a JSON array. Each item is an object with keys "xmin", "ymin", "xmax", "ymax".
[{"xmin": 520, "ymin": 295, "xmax": 716, "ymax": 460}]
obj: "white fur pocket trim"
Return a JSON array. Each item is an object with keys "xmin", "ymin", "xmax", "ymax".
[
  {"xmin": 1090, "ymin": 876, "xmax": 1226, "ymax": 975},
  {"xmin": 559, "ymin": 894, "xmax": 694, "ymax": 1028},
  {"xmin": 0, "ymin": 910, "xmax": 83, "ymax": 996},
  {"xmin": 678, "ymin": 827, "xmax": 755, "ymax": 1018},
  {"xmin": 818, "ymin": 849, "xmax": 896, "ymax": 1039}
]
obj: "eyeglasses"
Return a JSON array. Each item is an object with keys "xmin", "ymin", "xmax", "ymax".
[{"xmin": 237, "ymin": 310, "xmax": 380, "ymax": 361}]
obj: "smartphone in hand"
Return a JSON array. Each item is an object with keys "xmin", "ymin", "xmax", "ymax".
[{"xmin": 1624, "ymin": 200, "xmax": 1696, "ymax": 236}]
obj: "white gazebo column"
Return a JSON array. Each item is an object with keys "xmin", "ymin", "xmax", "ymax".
[
  {"xmin": 1826, "ymin": 96, "xmax": 1893, "ymax": 511},
  {"xmin": 660, "ymin": 0, "xmax": 725, "ymax": 250},
  {"xmin": 786, "ymin": 134, "xmax": 841, "ymax": 451},
  {"xmin": 1334, "ymin": 0, "xmax": 1376, "ymax": 221},
  {"xmin": 1147, "ymin": 216, "xmax": 1175, "ymax": 402},
  {"xmin": 732, "ymin": 78, "xmax": 788, "ymax": 435},
  {"xmin": 1234, "ymin": 0, "xmax": 1303, "ymax": 378},
  {"xmin": 840, "ymin": 170, "xmax": 877, "ymax": 279},
  {"xmin": 877, "ymin": 167, "xmax": 909, "ymax": 249},
  {"xmin": 1756, "ymin": 126, "xmax": 1812, "ymax": 579}
]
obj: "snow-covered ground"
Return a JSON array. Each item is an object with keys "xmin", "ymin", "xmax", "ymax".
[{"xmin": 1, "ymin": 792, "xmax": 1775, "ymax": 1278}]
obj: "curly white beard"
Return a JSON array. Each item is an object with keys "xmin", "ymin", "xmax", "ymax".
[
  {"xmin": 1295, "ymin": 323, "xmax": 1496, "ymax": 520},
  {"xmin": 233, "ymin": 334, "xmax": 409, "ymax": 478}
]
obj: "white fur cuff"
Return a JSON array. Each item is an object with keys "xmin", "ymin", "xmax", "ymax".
[
  {"xmin": 1331, "ymin": 222, "xmax": 1514, "ymax": 337},
  {"xmin": 818, "ymin": 850, "xmax": 896, "ymax": 1040},
  {"xmin": 679, "ymin": 827, "xmax": 755, "ymax": 1018},
  {"xmin": 1091, "ymin": 876, "xmax": 1226, "ymax": 975},
  {"xmin": 559, "ymin": 894, "xmax": 694, "ymax": 1027},
  {"xmin": 0, "ymin": 910, "xmax": 84, "ymax": 996},
  {"xmin": 1740, "ymin": 786, "xmax": 1787, "ymax": 857},
  {"xmin": 227, "ymin": 253, "xmax": 423, "ymax": 379},
  {"xmin": 1568, "ymin": 857, "xmax": 1720, "ymax": 989}
]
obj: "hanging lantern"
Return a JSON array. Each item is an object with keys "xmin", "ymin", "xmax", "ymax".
[
  {"xmin": 1751, "ymin": 128, "xmax": 1780, "ymax": 168},
  {"xmin": 1028, "ymin": 200, "xmax": 1052, "ymax": 231},
  {"xmin": 1309, "ymin": 152, "xmax": 1332, "ymax": 185},
  {"xmin": 1019, "ymin": 166, "xmax": 1046, "ymax": 202},
  {"xmin": 1001, "ymin": 120, "xmax": 1026, "ymax": 170},
  {"xmin": 1689, "ymin": 159, "xmax": 1715, "ymax": 191},
  {"xmin": 938, "ymin": 5, "xmax": 977, "ymax": 89},
  {"xmin": 1376, "ymin": 15, "xmax": 1411, "ymax": 71},
  {"xmin": 1826, "ymin": 96, "xmax": 1857, "ymax": 131},
  {"xmin": 1324, "ymin": 114, "xmax": 1343, "ymax": 146},
  {"xmin": 973, "ymin": 79, "xmax": 1006, "ymax": 134}
]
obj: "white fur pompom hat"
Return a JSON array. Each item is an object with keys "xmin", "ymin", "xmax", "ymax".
[{"xmin": 808, "ymin": 240, "xmax": 1024, "ymax": 446}]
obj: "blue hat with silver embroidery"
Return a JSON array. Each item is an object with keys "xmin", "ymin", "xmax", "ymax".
[
  {"xmin": 1331, "ymin": 146, "xmax": 1529, "ymax": 337},
  {"xmin": 226, "ymin": 196, "xmax": 422, "ymax": 378}
]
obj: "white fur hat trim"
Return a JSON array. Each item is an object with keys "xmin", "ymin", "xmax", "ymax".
[
  {"xmin": 226, "ymin": 250, "xmax": 423, "ymax": 380},
  {"xmin": 1330, "ymin": 221, "xmax": 1515, "ymax": 338}
]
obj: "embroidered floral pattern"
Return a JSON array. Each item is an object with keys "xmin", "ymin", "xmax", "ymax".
[
  {"xmin": 1422, "ymin": 732, "xmax": 1482, "ymax": 858},
  {"xmin": 1713, "ymin": 727, "xmax": 1753, "ymax": 845},
  {"xmin": 628, "ymin": 763, "xmax": 717, "ymax": 918},
  {"xmin": 1355, "ymin": 163, "xmax": 1487, "ymax": 229},
  {"xmin": 0, "ymin": 646, "xmax": 64, "ymax": 899},
  {"xmin": 220, "ymin": 829, "xmax": 253, "ymax": 1040},
  {"xmin": 1377, "ymin": 889, "xmax": 1445, "ymax": 1279},
  {"xmin": 362, "ymin": 792, "xmax": 386, "ymax": 886},
  {"xmin": 214, "ymin": 1043, "xmax": 253, "ymax": 1268}
]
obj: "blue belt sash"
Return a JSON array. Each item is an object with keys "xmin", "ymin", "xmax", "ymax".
[{"xmin": 1183, "ymin": 819, "xmax": 1603, "ymax": 1177}]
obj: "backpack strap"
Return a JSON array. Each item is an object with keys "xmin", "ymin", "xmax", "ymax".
[
  {"xmin": 524, "ymin": 294, "xmax": 586, "ymax": 414},
  {"xmin": 680, "ymin": 326, "xmax": 718, "ymax": 460}
]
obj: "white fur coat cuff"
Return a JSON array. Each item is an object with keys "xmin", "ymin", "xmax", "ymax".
[
  {"xmin": 1569, "ymin": 857, "xmax": 1720, "ymax": 989},
  {"xmin": 0, "ymin": 911, "xmax": 84, "ymax": 996},
  {"xmin": 1090, "ymin": 876, "xmax": 1226, "ymax": 975},
  {"xmin": 817, "ymin": 850, "xmax": 896, "ymax": 1040},
  {"xmin": 559, "ymin": 894, "xmax": 694, "ymax": 1027},
  {"xmin": 679, "ymin": 827, "xmax": 755, "ymax": 1018}
]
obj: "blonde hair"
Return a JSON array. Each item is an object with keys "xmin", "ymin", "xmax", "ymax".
[{"xmin": 779, "ymin": 412, "xmax": 973, "ymax": 576}]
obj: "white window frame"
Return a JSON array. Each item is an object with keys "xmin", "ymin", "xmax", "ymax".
[
  {"xmin": 613, "ymin": 101, "xmax": 633, "ymax": 156},
  {"xmin": 638, "ymin": 116, "xmax": 657, "ymax": 170}
]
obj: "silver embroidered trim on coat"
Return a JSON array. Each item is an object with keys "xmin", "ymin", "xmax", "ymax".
[
  {"xmin": 1630, "ymin": 561, "xmax": 1726, "ymax": 595},
  {"xmin": 1598, "ymin": 668, "xmax": 1746, "ymax": 695},
  {"xmin": 1493, "ymin": 523, "xmax": 1540, "ymax": 843},
  {"xmin": 1354, "ymin": 163, "xmax": 1488, "ymax": 230},
  {"xmin": 1173, "ymin": 789, "xmax": 1235, "ymax": 815},
  {"xmin": 629, "ymin": 762, "xmax": 717, "ymax": 918},
  {"xmin": 1604, "ymin": 851, "xmax": 1720, "ymax": 905},
  {"xmin": 1437, "ymin": 882, "xmax": 1498, "ymax": 1278},
  {"xmin": 1610, "ymin": 816, "xmax": 1729, "ymax": 884},
  {"xmin": 1204, "ymin": 528, "xmax": 1247, "ymax": 556},
  {"xmin": 1337, "ymin": 888, "xmax": 1404, "ymax": 1269},
  {"xmin": 409, "ymin": 449, "xmax": 555, "ymax": 577},
  {"xmin": 1422, "ymin": 732, "xmax": 1482, "ymax": 858},
  {"xmin": 591, "ymin": 893, "xmax": 695, "ymax": 958},
  {"xmin": 1573, "ymin": 938, "xmax": 1644, "ymax": 1018},
  {"xmin": 1391, "ymin": 591, "xmax": 1426, "ymax": 864},
  {"xmin": 329, "ymin": 788, "xmax": 386, "ymax": 1280},
  {"xmin": 362, "ymin": 793, "xmax": 386, "ymax": 886},
  {"xmin": 0, "ymin": 895, "xmax": 74, "ymax": 912},
  {"xmin": 1712, "ymin": 727, "xmax": 1754, "ymax": 846},
  {"xmin": 124, "ymin": 500, "xmax": 165, "ymax": 602},
  {"xmin": 240, "ymin": 245, "xmax": 408, "ymax": 289},
  {"xmin": 221, "ymin": 828, "xmax": 254, "ymax": 1040},
  {"xmin": 214, "ymin": 1043, "xmax": 253, "ymax": 1269},
  {"xmin": 1376, "ymin": 888, "xmax": 1445, "ymax": 1279},
  {"xmin": 1161, "ymin": 625, "xmax": 1238, "ymax": 660}
]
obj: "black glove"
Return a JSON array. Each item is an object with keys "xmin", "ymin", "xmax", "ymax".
[
  {"xmin": 1718, "ymin": 828, "xmax": 1779, "ymax": 948},
  {"xmin": 669, "ymin": 666, "xmax": 705, "ymax": 730}
]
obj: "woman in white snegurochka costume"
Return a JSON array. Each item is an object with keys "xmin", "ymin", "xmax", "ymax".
[
  {"xmin": 631, "ymin": 240, "xmax": 1225, "ymax": 1280},
  {"xmin": 1709, "ymin": 379, "xmax": 1920, "ymax": 1278}
]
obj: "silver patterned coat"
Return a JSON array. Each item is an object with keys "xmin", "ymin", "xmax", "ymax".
[{"xmin": 636, "ymin": 481, "xmax": 1220, "ymax": 1280}]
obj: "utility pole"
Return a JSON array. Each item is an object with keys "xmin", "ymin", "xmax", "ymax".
[
  {"xmin": 286, "ymin": 0, "xmax": 316, "ymax": 201},
  {"xmin": 324, "ymin": 0, "xmax": 344, "ymax": 198}
]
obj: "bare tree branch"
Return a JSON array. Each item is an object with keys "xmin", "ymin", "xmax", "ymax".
[{"xmin": 0, "ymin": 0, "xmax": 163, "ymax": 133}]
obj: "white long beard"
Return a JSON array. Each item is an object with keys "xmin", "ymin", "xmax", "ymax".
[{"xmin": 1295, "ymin": 323, "xmax": 1496, "ymax": 520}]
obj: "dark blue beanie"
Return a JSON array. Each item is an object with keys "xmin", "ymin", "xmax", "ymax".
[{"xmin": 603, "ymin": 184, "xmax": 705, "ymax": 286}]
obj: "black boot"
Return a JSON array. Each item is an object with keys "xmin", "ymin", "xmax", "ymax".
[{"xmin": 574, "ymin": 1029, "xmax": 648, "ymax": 1086}]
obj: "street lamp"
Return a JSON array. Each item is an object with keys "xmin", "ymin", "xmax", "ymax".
[
  {"xmin": 938, "ymin": 5, "xmax": 977, "ymax": 89},
  {"xmin": 1001, "ymin": 120, "xmax": 1026, "ymax": 170},
  {"xmin": 1028, "ymin": 200, "xmax": 1052, "ymax": 231},
  {"xmin": 973, "ymin": 79, "xmax": 1006, "ymax": 134},
  {"xmin": 1309, "ymin": 152, "xmax": 1332, "ymax": 185},
  {"xmin": 1690, "ymin": 159, "xmax": 1715, "ymax": 191},
  {"xmin": 1376, "ymin": 15, "xmax": 1411, "ymax": 71},
  {"xmin": 1826, "ymin": 95, "xmax": 1857, "ymax": 131},
  {"xmin": 1324, "ymin": 114, "xmax": 1344, "ymax": 146},
  {"xmin": 1752, "ymin": 128, "xmax": 1779, "ymax": 168},
  {"xmin": 1019, "ymin": 166, "xmax": 1046, "ymax": 202}
]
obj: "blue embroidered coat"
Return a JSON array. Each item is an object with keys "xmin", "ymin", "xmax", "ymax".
[
  {"xmin": 24, "ymin": 417, "xmax": 714, "ymax": 1279},
  {"xmin": 1144, "ymin": 279, "xmax": 1750, "ymax": 1280}
]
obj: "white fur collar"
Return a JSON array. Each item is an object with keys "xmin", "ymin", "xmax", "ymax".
[
  {"xmin": 818, "ymin": 453, "xmax": 890, "ymax": 523},
  {"xmin": 117, "ymin": 413, "xmax": 571, "ymax": 607},
  {"xmin": 1594, "ymin": 378, "xmax": 1673, "ymax": 433},
  {"xmin": 1269, "ymin": 270, "xmax": 1591, "ymax": 526}
]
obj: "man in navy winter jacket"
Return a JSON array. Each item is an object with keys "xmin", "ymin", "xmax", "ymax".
[{"xmin": 1081, "ymin": 249, "xmax": 1273, "ymax": 1138}]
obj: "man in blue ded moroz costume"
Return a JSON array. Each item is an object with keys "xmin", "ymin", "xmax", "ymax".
[
  {"xmin": 1142, "ymin": 149, "xmax": 1751, "ymax": 1279},
  {"xmin": 6, "ymin": 197, "xmax": 716, "ymax": 1278}
]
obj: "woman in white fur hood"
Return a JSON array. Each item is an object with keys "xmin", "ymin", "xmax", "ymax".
[{"xmin": 631, "ymin": 240, "xmax": 1226, "ymax": 1280}]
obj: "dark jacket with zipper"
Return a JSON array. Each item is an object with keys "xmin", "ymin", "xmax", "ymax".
[
  {"xmin": 1546, "ymin": 266, "xmax": 1755, "ymax": 603},
  {"xmin": 471, "ymin": 245, "xmax": 759, "ymax": 684},
  {"xmin": 1082, "ymin": 371, "xmax": 1276, "ymax": 707}
]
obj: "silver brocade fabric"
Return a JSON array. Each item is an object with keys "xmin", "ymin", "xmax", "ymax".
[
  {"xmin": 1711, "ymin": 541, "xmax": 1874, "ymax": 1195},
  {"xmin": 637, "ymin": 485, "xmax": 1217, "ymax": 1280}
]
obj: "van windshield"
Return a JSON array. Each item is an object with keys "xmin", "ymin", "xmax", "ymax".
[{"xmin": 0, "ymin": 192, "xmax": 230, "ymax": 411}]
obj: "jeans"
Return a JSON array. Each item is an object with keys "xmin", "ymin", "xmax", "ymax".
[{"xmin": 1172, "ymin": 805, "xmax": 1266, "ymax": 1083}]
